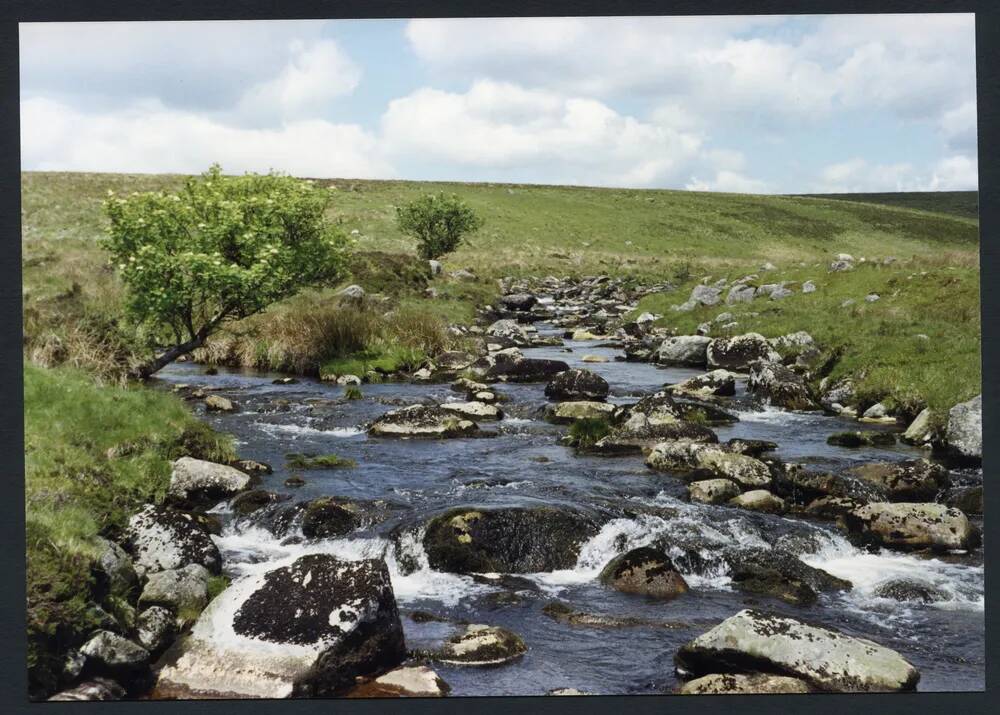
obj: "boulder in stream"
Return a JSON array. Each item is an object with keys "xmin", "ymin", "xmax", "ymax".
[
  {"xmin": 430, "ymin": 624, "xmax": 526, "ymax": 666},
  {"xmin": 678, "ymin": 672, "xmax": 811, "ymax": 695},
  {"xmin": 167, "ymin": 457, "xmax": 253, "ymax": 508},
  {"xmin": 706, "ymin": 333, "xmax": 780, "ymax": 370},
  {"xmin": 137, "ymin": 563, "xmax": 211, "ymax": 629},
  {"xmin": 440, "ymin": 401, "xmax": 503, "ymax": 420},
  {"xmin": 688, "ymin": 478, "xmax": 741, "ymax": 505},
  {"xmin": 666, "ymin": 370, "xmax": 737, "ymax": 398},
  {"xmin": 746, "ymin": 361, "xmax": 819, "ymax": 410},
  {"xmin": 844, "ymin": 458, "xmax": 949, "ymax": 502},
  {"xmin": 843, "ymin": 503, "xmax": 978, "ymax": 551},
  {"xmin": 599, "ymin": 546, "xmax": 689, "ymax": 599},
  {"xmin": 675, "ymin": 609, "xmax": 920, "ymax": 692},
  {"xmin": 545, "ymin": 400, "xmax": 618, "ymax": 424},
  {"xmin": 656, "ymin": 336, "xmax": 711, "ymax": 367},
  {"xmin": 544, "ymin": 368, "xmax": 610, "ymax": 401},
  {"xmin": 945, "ymin": 394, "xmax": 982, "ymax": 461},
  {"xmin": 346, "ymin": 665, "xmax": 450, "ymax": 697},
  {"xmin": 723, "ymin": 547, "xmax": 851, "ymax": 606},
  {"xmin": 123, "ymin": 505, "xmax": 222, "ymax": 577},
  {"xmin": 646, "ymin": 441, "xmax": 772, "ymax": 489},
  {"xmin": 368, "ymin": 405, "xmax": 482, "ymax": 439}
]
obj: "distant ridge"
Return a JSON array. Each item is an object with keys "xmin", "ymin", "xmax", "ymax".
[{"xmin": 796, "ymin": 191, "xmax": 978, "ymax": 220}]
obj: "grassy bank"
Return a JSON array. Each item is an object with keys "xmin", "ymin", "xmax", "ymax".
[{"xmin": 25, "ymin": 365, "xmax": 233, "ymax": 696}]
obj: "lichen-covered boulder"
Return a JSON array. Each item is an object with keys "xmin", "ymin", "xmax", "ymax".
[
  {"xmin": 688, "ymin": 478, "xmax": 741, "ymax": 505},
  {"xmin": 646, "ymin": 441, "xmax": 772, "ymax": 489},
  {"xmin": 168, "ymin": 457, "xmax": 252, "ymax": 507},
  {"xmin": 48, "ymin": 678, "xmax": 127, "ymax": 702},
  {"xmin": 746, "ymin": 361, "xmax": 819, "ymax": 410},
  {"xmin": 706, "ymin": 333, "xmax": 780, "ymax": 371},
  {"xmin": 844, "ymin": 459, "xmax": 950, "ymax": 502},
  {"xmin": 155, "ymin": 555, "xmax": 406, "ymax": 698},
  {"xmin": 96, "ymin": 537, "xmax": 139, "ymax": 598},
  {"xmin": 487, "ymin": 356, "xmax": 571, "ymax": 383},
  {"xmin": 204, "ymin": 395, "xmax": 236, "ymax": 412},
  {"xmin": 946, "ymin": 394, "xmax": 982, "ymax": 461},
  {"xmin": 440, "ymin": 401, "xmax": 503, "ymax": 421},
  {"xmin": 678, "ymin": 673, "xmax": 811, "ymax": 695},
  {"xmin": 346, "ymin": 665, "xmax": 450, "ymax": 697},
  {"xmin": 666, "ymin": 370, "xmax": 737, "ymax": 398},
  {"xmin": 231, "ymin": 490, "xmax": 289, "ymax": 517},
  {"xmin": 771, "ymin": 463, "xmax": 886, "ymax": 506},
  {"xmin": 486, "ymin": 319, "xmax": 531, "ymax": 347},
  {"xmin": 298, "ymin": 496, "xmax": 378, "ymax": 540},
  {"xmin": 901, "ymin": 408, "xmax": 936, "ymax": 445},
  {"xmin": 656, "ymin": 336, "xmax": 711, "ymax": 367},
  {"xmin": 728, "ymin": 489, "xmax": 786, "ymax": 514},
  {"xmin": 138, "ymin": 563, "xmax": 211, "ymax": 628},
  {"xmin": 422, "ymin": 507, "xmax": 599, "ymax": 574},
  {"xmin": 591, "ymin": 412, "xmax": 717, "ymax": 455},
  {"xmin": 675, "ymin": 609, "xmax": 919, "ymax": 692},
  {"xmin": 599, "ymin": 546, "xmax": 689, "ymax": 599},
  {"xmin": 79, "ymin": 631, "xmax": 150, "ymax": 682},
  {"xmin": 873, "ymin": 579, "xmax": 949, "ymax": 604},
  {"xmin": 136, "ymin": 606, "xmax": 177, "ymax": 654},
  {"xmin": 368, "ymin": 405, "xmax": 481, "ymax": 439},
  {"xmin": 723, "ymin": 548, "xmax": 851, "ymax": 606},
  {"xmin": 843, "ymin": 503, "xmax": 978, "ymax": 551},
  {"xmin": 545, "ymin": 400, "xmax": 618, "ymax": 424},
  {"xmin": 431, "ymin": 624, "xmax": 526, "ymax": 666},
  {"xmin": 123, "ymin": 505, "xmax": 222, "ymax": 577},
  {"xmin": 544, "ymin": 368, "xmax": 610, "ymax": 401}
]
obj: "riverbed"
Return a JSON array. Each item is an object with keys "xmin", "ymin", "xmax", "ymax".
[{"xmin": 156, "ymin": 324, "xmax": 985, "ymax": 695}]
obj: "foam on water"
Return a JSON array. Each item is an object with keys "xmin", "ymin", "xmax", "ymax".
[{"xmin": 255, "ymin": 422, "xmax": 365, "ymax": 439}]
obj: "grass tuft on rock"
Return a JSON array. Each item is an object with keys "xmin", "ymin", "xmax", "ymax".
[
  {"xmin": 568, "ymin": 418, "xmax": 613, "ymax": 449},
  {"xmin": 285, "ymin": 453, "xmax": 357, "ymax": 470}
]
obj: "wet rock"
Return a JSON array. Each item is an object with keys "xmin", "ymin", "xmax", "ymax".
[
  {"xmin": 231, "ymin": 490, "xmax": 288, "ymax": 516},
  {"xmin": 599, "ymin": 546, "xmax": 689, "ymax": 599},
  {"xmin": 805, "ymin": 496, "xmax": 868, "ymax": 520},
  {"xmin": 946, "ymin": 394, "xmax": 982, "ymax": 461},
  {"xmin": 678, "ymin": 672, "xmax": 811, "ymax": 694},
  {"xmin": 422, "ymin": 507, "xmax": 599, "ymax": 574},
  {"xmin": 368, "ymin": 405, "xmax": 481, "ymax": 439},
  {"xmin": 724, "ymin": 438, "xmax": 778, "ymax": 457},
  {"xmin": 549, "ymin": 687, "xmax": 592, "ymax": 695},
  {"xmin": 844, "ymin": 459, "xmax": 949, "ymax": 502},
  {"xmin": 843, "ymin": 503, "xmax": 978, "ymax": 551},
  {"xmin": 542, "ymin": 601, "xmax": 687, "ymax": 630},
  {"xmin": 688, "ymin": 478, "xmax": 741, "ymax": 505},
  {"xmin": 862, "ymin": 402, "xmax": 888, "ymax": 419},
  {"xmin": 167, "ymin": 457, "xmax": 253, "ymax": 507},
  {"xmin": 204, "ymin": 395, "xmax": 236, "ymax": 412},
  {"xmin": 656, "ymin": 336, "xmax": 711, "ymax": 367},
  {"xmin": 431, "ymin": 624, "xmax": 526, "ymax": 666},
  {"xmin": 747, "ymin": 361, "xmax": 819, "ymax": 410},
  {"xmin": 826, "ymin": 431, "xmax": 896, "ymax": 448},
  {"xmin": 96, "ymin": 537, "xmax": 138, "ymax": 598},
  {"xmin": 706, "ymin": 333, "xmax": 780, "ymax": 371},
  {"xmin": 630, "ymin": 390, "xmax": 736, "ymax": 425},
  {"xmin": 157, "ymin": 555, "xmax": 405, "ymax": 698},
  {"xmin": 646, "ymin": 441, "xmax": 772, "ymax": 489},
  {"xmin": 728, "ymin": 489, "xmax": 786, "ymax": 514},
  {"xmin": 136, "ymin": 606, "xmax": 177, "ymax": 654},
  {"xmin": 80, "ymin": 631, "xmax": 150, "ymax": 682},
  {"xmin": 545, "ymin": 401, "xmax": 618, "ymax": 424},
  {"xmin": 440, "ymin": 401, "xmax": 503, "ymax": 420},
  {"xmin": 675, "ymin": 609, "xmax": 919, "ymax": 692},
  {"xmin": 48, "ymin": 678, "xmax": 127, "ymax": 701},
  {"xmin": 231, "ymin": 459, "xmax": 273, "ymax": 475},
  {"xmin": 337, "ymin": 374, "xmax": 362, "ymax": 386},
  {"xmin": 499, "ymin": 293, "xmax": 537, "ymax": 312},
  {"xmin": 943, "ymin": 485, "xmax": 982, "ymax": 515},
  {"xmin": 284, "ymin": 475, "xmax": 306, "ymax": 488},
  {"xmin": 723, "ymin": 548, "xmax": 850, "ymax": 606},
  {"xmin": 486, "ymin": 356, "xmax": 570, "ymax": 383},
  {"xmin": 124, "ymin": 505, "xmax": 222, "ymax": 576},
  {"xmin": 873, "ymin": 579, "xmax": 949, "ymax": 604},
  {"xmin": 592, "ymin": 412, "xmax": 717, "ymax": 455},
  {"xmin": 666, "ymin": 370, "xmax": 737, "ymax": 398},
  {"xmin": 486, "ymin": 319, "xmax": 531, "ymax": 347},
  {"xmin": 544, "ymin": 368, "xmax": 610, "ymax": 401},
  {"xmin": 138, "ymin": 563, "xmax": 211, "ymax": 628},
  {"xmin": 298, "ymin": 496, "xmax": 382, "ymax": 540},
  {"xmin": 901, "ymin": 408, "xmax": 937, "ymax": 445},
  {"xmin": 346, "ymin": 665, "xmax": 450, "ymax": 698},
  {"xmin": 820, "ymin": 377, "xmax": 855, "ymax": 411}
]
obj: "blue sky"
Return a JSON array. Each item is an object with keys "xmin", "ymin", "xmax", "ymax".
[{"xmin": 19, "ymin": 15, "xmax": 978, "ymax": 193}]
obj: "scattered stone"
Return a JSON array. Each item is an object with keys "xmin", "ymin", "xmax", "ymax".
[
  {"xmin": 48, "ymin": 679, "xmax": 126, "ymax": 701},
  {"xmin": 901, "ymin": 408, "xmax": 936, "ymax": 445},
  {"xmin": 499, "ymin": 293, "xmax": 537, "ymax": 311},
  {"xmin": 726, "ymin": 285, "xmax": 757, "ymax": 305},
  {"xmin": 865, "ymin": 293, "xmax": 880, "ymax": 303},
  {"xmin": 428, "ymin": 259, "xmax": 442, "ymax": 276},
  {"xmin": 545, "ymin": 401, "xmax": 617, "ymax": 424},
  {"xmin": 830, "ymin": 259, "xmax": 854, "ymax": 272},
  {"xmin": 336, "ymin": 374, "xmax": 362, "ymax": 386},
  {"xmin": 826, "ymin": 431, "xmax": 896, "ymax": 448},
  {"xmin": 431, "ymin": 624, "xmax": 526, "ymax": 666},
  {"xmin": 545, "ymin": 368, "xmax": 610, "ymax": 401},
  {"xmin": 599, "ymin": 546, "xmax": 689, "ymax": 599},
  {"xmin": 80, "ymin": 631, "xmax": 150, "ymax": 682},
  {"xmin": 346, "ymin": 665, "xmax": 450, "ymax": 698},
  {"xmin": 844, "ymin": 459, "xmax": 949, "ymax": 501},
  {"xmin": 231, "ymin": 459, "xmax": 273, "ymax": 475},
  {"xmin": 675, "ymin": 609, "xmax": 919, "ymax": 692},
  {"xmin": 666, "ymin": 369, "xmax": 737, "ymax": 398},
  {"xmin": 844, "ymin": 503, "xmax": 977, "ymax": 551},
  {"xmin": 136, "ymin": 606, "xmax": 177, "ymax": 654},
  {"xmin": 138, "ymin": 564, "xmax": 211, "ymax": 628},
  {"xmin": 486, "ymin": 319, "xmax": 531, "ymax": 347},
  {"xmin": 272, "ymin": 377, "xmax": 299, "ymax": 385},
  {"xmin": 646, "ymin": 441, "xmax": 772, "ymax": 489},
  {"xmin": 747, "ymin": 361, "xmax": 819, "ymax": 411},
  {"xmin": 802, "ymin": 280, "xmax": 816, "ymax": 293},
  {"xmin": 581, "ymin": 354, "xmax": 608, "ymax": 363},
  {"xmin": 284, "ymin": 475, "xmax": 306, "ymax": 488},
  {"xmin": 96, "ymin": 537, "xmax": 139, "ymax": 598}
]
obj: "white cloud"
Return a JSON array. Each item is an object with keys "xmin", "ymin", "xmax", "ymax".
[
  {"xmin": 21, "ymin": 97, "xmax": 392, "ymax": 178},
  {"xmin": 380, "ymin": 80, "xmax": 706, "ymax": 187},
  {"xmin": 687, "ymin": 170, "xmax": 770, "ymax": 194},
  {"xmin": 815, "ymin": 155, "xmax": 977, "ymax": 193},
  {"xmin": 939, "ymin": 100, "xmax": 978, "ymax": 156}
]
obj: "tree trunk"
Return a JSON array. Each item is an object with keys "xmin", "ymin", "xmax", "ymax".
[{"xmin": 132, "ymin": 334, "xmax": 206, "ymax": 379}]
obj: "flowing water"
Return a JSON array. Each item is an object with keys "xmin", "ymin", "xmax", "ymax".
[{"xmin": 156, "ymin": 323, "xmax": 984, "ymax": 695}]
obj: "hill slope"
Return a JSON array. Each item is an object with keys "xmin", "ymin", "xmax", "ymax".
[{"xmin": 797, "ymin": 191, "xmax": 978, "ymax": 220}]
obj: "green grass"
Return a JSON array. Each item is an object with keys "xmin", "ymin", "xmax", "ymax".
[
  {"xmin": 319, "ymin": 343, "xmax": 426, "ymax": 380},
  {"xmin": 24, "ymin": 364, "xmax": 234, "ymax": 696},
  {"xmin": 798, "ymin": 191, "xmax": 978, "ymax": 220},
  {"xmin": 285, "ymin": 453, "xmax": 357, "ymax": 469},
  {"xmin": 568, "ymin": 418, "xmax": 613, "ymax": 449}
]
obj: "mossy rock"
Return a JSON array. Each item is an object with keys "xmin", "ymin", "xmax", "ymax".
[{"xmin": 599, "ymin": 547, "xmax": 689, "ymax": 599}]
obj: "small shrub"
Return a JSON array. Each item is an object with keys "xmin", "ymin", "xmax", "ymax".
[
  {"xmin": 568, "ymin": 418, "xmax": 612, "ymax": 449},
  {"xmin": 207, "ymin": 575, "xmax": 231, "ymax": 601},
  {"xmin": 396, "ymin": 193, "xmax": 485, "ymax": 260}
]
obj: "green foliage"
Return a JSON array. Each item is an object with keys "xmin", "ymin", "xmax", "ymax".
[
  {"xmin": 285, "ymin": 453, "xmax": 357, "ymax": 469},
  {"xmin": 320, "ymin": 343, "xmax": 427, "ymax": 380},
  {"xmin": 568, "ymin": 418, "xmax": 612, "ymax": 449},
  {"xmin": 207, "ymin": 575, "xmax": 231, "ymax": 601},
  {"xmin": 344, "ymin": 385, "xmax": 363, "ymax": 400},
  {"xmin": 396, "ymin": 192, "xmax": 485, "ymax": 260},
  {"xmin": 102, "ymin": 165, "xmax": 349, "ymax": 368}
]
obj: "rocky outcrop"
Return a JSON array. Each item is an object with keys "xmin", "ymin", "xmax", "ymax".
[
  {"xmin": 678, "ymin": 673, "xmax": 811, "ymax": 695},
  {"xmin": 430, "ymin": 624, "xmax": 526, "ymax": 666},
  {"xmin": 946, "ymin": 394, "xmax": 981, "ymax": 461},
  {"xmin": 747, "ymin": 361, "xmax": 819, "ymax": 410},
  {"xmin": 843, "ymin": 503, "xmax": 978, "ymax": 551},
  {"xmin": 544, "ymin": 369, "xmax": 610, "ymax": 401},
  {"xmin": 167, "ymin": 457, "xmax": 252, "ymax": 508},
  {"xmin": 123, "ymin": 505, "xmax": 222, "ymax": 577},
  {"xmin": 706, "ymin": 333, "xmax": 780, "ymax": 371},
  {"xmin": 155, "ymin": 555, "xmax": 406, "ymax": 698},
  {"xmin": 421, "ymin": 507, "xmax": 600, "ymax": 574},
  {"xmin": 675, "ymin": 609, "xmax": 919, "ymax": 692},
  {"xmin": 599, "ymin": 547, "xmax": 688, "ymax": 599},
  {"xmin": 656, "ymin": 336, "xmax": 711, "ymax": 366},
  {"xmin": 368, "ymin": 405, "xmax": 482, "ymax": 439}
]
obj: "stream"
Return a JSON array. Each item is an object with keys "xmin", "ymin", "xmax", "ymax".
[{"xmin": 156, "ymin": 321, "xmax": 985, "ymax": 695}]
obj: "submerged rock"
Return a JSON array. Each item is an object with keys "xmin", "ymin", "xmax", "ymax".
[
  {"xmin": 723, "ymin": 547, "xmax": 851, "ymax": 606},
  {"xmin": 155, "ymin": 554, "xmax": 406, "ymax": 698},
  {"xmin": 675, "ymin": 609, "xmax": 919, "ymax": 692},
  {"xmin": 421, "ymin": 507, "xmax": 599, "ymax": 574},
  {"xmin": 843, "ymin": 503, "xmax": 978, "ymax": 551},
  {"xmin": 599, "ymin": 546, "xmax": 689, "ymax": 599},
  {"xmin": 826, "ymin": 431, "xmax": 896, "ymax": 448},
  {"xmin": 728, "ymin": 489, "xmax": 786, "ymax": 514},
  {"xmin": 678, "ymin": 672, "xmax": 811, "ymax": 695},
  {"xmin": 124, "ymin": 505, "xmax": 222, "ymax": 576},
  {"xmin": 368, "ymin": 405, "xmax": 481, "ymax": 439},
  {"xmin": 873, "ymin": 579, "xmax": 949, "ymax": 604},
  {"xmin": 901, "ymin": 408, "xmax": 937, "ymax": 446},
  {"xmin": 544, "ymin": 368, "xmax": 610, "ymax": 401},
  {"xmin": 430, "ymin": 624, "xmax": 526, "ymax": 666}
]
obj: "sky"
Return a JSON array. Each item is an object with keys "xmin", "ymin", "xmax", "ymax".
[{"xmin": 19, "ymin": 14, "xmax": 978, "ymax": 194}]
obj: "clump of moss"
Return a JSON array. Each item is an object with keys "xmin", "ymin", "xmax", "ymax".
[
  {"xmin": 285, "ymin": 452, "xmax": 357, "ymax": 469},
  {"xmin": 568, "ymin": 418, "xmax": 612, "ymax": 449},
  {"xmin": 207, "ymin": 575, "xmax": 231, "ymax": 601}
]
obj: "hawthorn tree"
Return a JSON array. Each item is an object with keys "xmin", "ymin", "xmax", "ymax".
[
  {"xmin": 396, "ymin": 193, "xmax": 484, "ymax": 261},
  {"xmin": 104, "ymin": 165, "xmax": 349, "ymax": 377}
]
